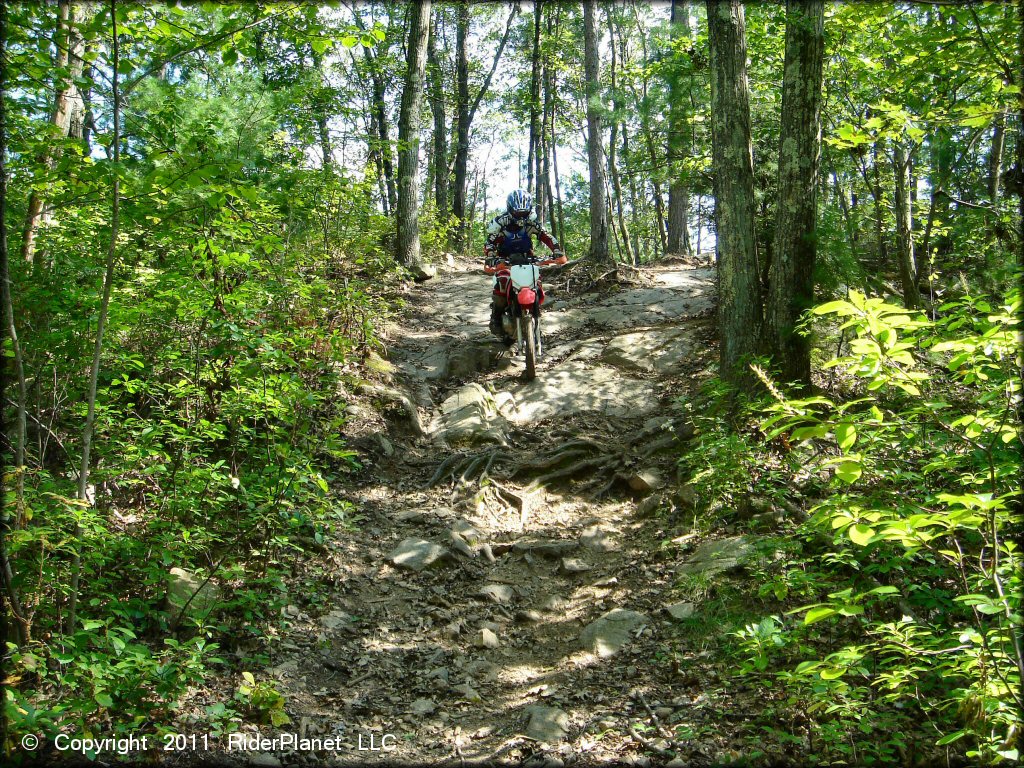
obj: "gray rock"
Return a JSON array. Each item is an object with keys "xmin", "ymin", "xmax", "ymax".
[
  {"xmin": 636, "ymin": 493, "xmax": 667, "ymax": 517},
  {"xmin": 447, "ymin": 343, "xmax": 501, "ymax": 380},
  {"xmin": 600, "ymin": 327, "xmax": 695, "ymax": 375},
  {"xmin": 167, "ymin": 567, "xmax": 222, "ymax": 618},
  {"xmin": 321, "ymin": 609, "xmax": 354, "ymax": 631},
  {"xmin": 410, "ymin": 698, "xmax": 436, "ymax": 716},
  {"xmin": 452, "ymin": 519, "xmax": 484, "ymax": 545},
  {"xmin": 453, "ymin": 683, "xmax": 482, "ymax": 702},
  {"xmin": 441, "ymin": 383, "xmax": 508, "ymax": 446},
  {"xmin": 579, "ymin": 525, "xmax": 618, "ymax": 552},
  {"xmin": 513, "ymin": 538, "xmax": 578, "ymax": 558},
  {"xmin": 559, "ymin": 557, "xmax": 592, "ymax": 575},
  {"xmin": 248, "ymin": 754, "xmax": 282, "ymax": 768},
  {"xmin": 541, "ymin": 595, "xmax": 569, "ymax": 613},
  {"xmin": 476, "ymin": 627, "xmax": 500, "ymax": 648},
  {"xmin": 628, "ymin": 469, "xmax": 664, "ymax": 493},
  {"xmin": 525, "ymin": 705, "xmax": 570, "ymax": 743},
  {"xmin": 410, "ymin": 260, "xmax": 436, "ymax": 281},
  {"xmin": 477, "ymin": 584, "xmax": 515, "ymax": 604},
  {"xmin": 388, "ymin": 538, "xmax": 451, "ymax": 572},
  {"xmin": 510, "ymin": 360, "xmax": 658, "ymax": 424},
  {"xmin": 580, "ymin": 609, "xmax": 650, "ymax": 657},
  {"xmin": 676, "ymin": 535, "xmax": 753, "ymax": 577},
  {"xmin": 664, "ymin": 601, "xmax": 695, "ymax": 620},
  {"xmin": 674, "ymin": 483, "xmax": 699, "ymax": 510}
]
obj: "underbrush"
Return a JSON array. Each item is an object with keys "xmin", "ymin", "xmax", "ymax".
[
  {"xmin": 3, "ymin": 173, "xmax": 400, "ymax": 756},
  {"xmin": 671, "ymin": 283, "xmax": 1022, "ymax": 765}
]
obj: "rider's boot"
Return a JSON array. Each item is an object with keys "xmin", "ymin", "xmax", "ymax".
[{"xmin": 488, "ymin": 304, "xmax": 504, "ymax": 337}]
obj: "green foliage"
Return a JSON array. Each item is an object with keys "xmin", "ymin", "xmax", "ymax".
[
  {"xmin": 235, "ymin": 672, "xmax": 289, "ymax": 727},
  {"xmin": 742, "ymin": 284, "xmax": 1023, "ymax": 764}
]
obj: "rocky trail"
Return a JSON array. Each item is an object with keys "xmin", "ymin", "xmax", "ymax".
[{"xmin": 219, "ymin": 256, "xmax": 774, "ymax": 767}]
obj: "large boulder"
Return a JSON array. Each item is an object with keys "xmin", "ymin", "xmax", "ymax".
[{"xmin": 167, "ymin": 567, "xmax": 223, "ymax": 619}]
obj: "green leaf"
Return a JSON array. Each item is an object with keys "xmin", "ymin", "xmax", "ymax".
[
  {"xmin": 935, "ymin": 729, "xmax": 968, "ymax": 746},
  {"xmin": 835, "ymin": 421, "xmax": 856, "ymax": 451},
  {"xmin": 221, "ymin": 47, "xmax": 239, "ymax": 66},
  {"xmin": 848, "ymin": 524, "xmax": 875, "ymax": 546},
  {"xmin": 95, "ymin": 692, "xmax": 114, "ymax": 708},
  {"xmin": 835, "ymin": 461, "xmax": 863, "ymax": 484},
  {"xmin": 804, "ymin": 606, "xmax": 837, "ymax": 625}
]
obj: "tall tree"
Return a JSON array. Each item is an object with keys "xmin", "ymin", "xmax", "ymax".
[
  {"xmin": 21, "ymin": 0, "xmax": 87, "ymax": 268},
  {"xmin": 706, "ymin": 0, "xmax": 760, "ymax": 387},
  {"xmin": 452, "ymin": 3, "xmax": 518, "ymax": 251},
  {"xmin": 395, "ymin": 0, "xmax": 431, "ymax": 269},
  {"xmin": 666, "ymin": 0, "xmax": 693, "ymax": 256},
  {"xmin": 583, "ymin": 0, "xmax": 611, "ymax": 266},
  {"xmin": 426, "ymin": 9, "xmax": 449, "ymax": 220},
  {"xmin": 765, "ymin": 0, "xmax": 825, "ymax": 387}
]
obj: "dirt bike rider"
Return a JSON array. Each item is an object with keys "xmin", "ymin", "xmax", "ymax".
[{"xmin": 483, "ymin": 189, "xmax": 566, "ymax": 339}]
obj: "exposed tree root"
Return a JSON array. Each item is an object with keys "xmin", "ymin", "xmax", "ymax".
[{"xmin": 426, "ymin": 418, "xmax": 694, "ymax": 501}]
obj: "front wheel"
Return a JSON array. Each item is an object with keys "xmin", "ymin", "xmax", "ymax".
[{"xmin": 519, "ymin": 314, "xmax": 536, "ymax": 381}]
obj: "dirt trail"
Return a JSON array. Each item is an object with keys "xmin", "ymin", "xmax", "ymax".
[{"xmin": 242, "ymin": 256, "xmax": 749, "ymax": 767}]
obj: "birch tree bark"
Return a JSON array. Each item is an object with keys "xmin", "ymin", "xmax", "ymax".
[{"xmin": 765, "ymin": 0, "xmax": 825, "ymax": 388}]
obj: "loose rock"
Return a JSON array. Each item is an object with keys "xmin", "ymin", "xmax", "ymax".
[
  {"xmin": 388, "ymin": 538, "xmax": 451, "ymax": 572},
  {"xmin": 559, "ymin": 557, "xmax": 592, "ymax": 575},
  {"xmin": 477, "ymin": 584, "xmax": 515, "ymax": 604},
  {"xmin": 525, "ymin": 705, "xmax": 570, "ymax": 743},
  {"xmin": 476, "ymin": 628, "xmax": 500, "ymax": 648},
  {"xmin": 676, "ymin": 536, "xmax": 753, "ymax": 577},
  {"xmin": 664, "ymin": 601, "xmax": 695, "ymax": 620},
  {"xmin": 580, "ymin": 609, "xmax": 650, "ymax": 657}
]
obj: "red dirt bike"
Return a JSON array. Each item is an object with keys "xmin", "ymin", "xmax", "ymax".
[{"xmin": 485, "ymin": 254, "xmax": 563, "ymax": 381}]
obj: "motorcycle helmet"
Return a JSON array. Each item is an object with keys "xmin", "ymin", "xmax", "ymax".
[{"xmin": 506, "ymin": 189, "xmax": 533, "ymax": 221}]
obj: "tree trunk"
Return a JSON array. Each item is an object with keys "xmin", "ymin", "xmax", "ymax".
[
  {"xmin": 70, "ymin": 0, "xmax": 121, "ymax": 634},
  {"xmin": 667, "ymin": 0, "xmax": 693, "ymax": 256},
  {"xmin": 707, "ymin": 0, "xmax": 761, "ymax": 388},
  {"xmin": 988, "ymin": 110, "xmax": 1005, "ymax": 206},
  {"xmin": 552, "ymin": 4, "xmax": 569, "ymax": 244},
  {"xmin": 892, "ymin": 142, "xmax": 918, "ymax": 309},
  {"xmin": 542, "ymin": 51, "xmax": 556, "ymax": 236},
  {"xmin": 765, "ymin": 0, "xmax": 824, "ymax": 389},
  {"xmin": 622, "ymin": 121, "xmax": 644, "ymax": 265},
  {"xmin": 607, "ymin": 10, "xmax": 634, "ymax": 264},
  {"xmin": 583, "ymin": 1, "xmax": 611, "ymax": 266},
  {"xmin": 309, "ymin": 49, "xmax": 333, "ymax": 171},
  {"xmin": 22, "ymin": 0, "xmax": 87, "ymax": 268},
  {"xmin": 362, "ymin": 43, "xmax": 398, "ymax": 214},
  {"xmin": 395, "ymin": 0, "xmax": 431, "ymax": 268},
  {"xmin": 452, "ymin": 3, "xmax": 518, "ymax": 251},
  {"xmin": 528, "ymin": 1, "xmax": 542, "ymax": 201},
  {"xmin": 0, "ymin": 0, "xmax": 31, "ymax": 647},
  {"xmin": 1018, "ymin": 0, "xmax": 1024, "ymax": 271},
  {"xmin": 427, "ymin": 12, "xmax": 448, "ymax": 219}
]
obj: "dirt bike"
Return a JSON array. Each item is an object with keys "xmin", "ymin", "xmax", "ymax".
[{"xmin": 486, "ymin": 253, "xmax": 561, "ymax": 381}]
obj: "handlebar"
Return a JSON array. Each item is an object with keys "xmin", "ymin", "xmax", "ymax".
[{"xmin": 484, "ymin": 254, "xmax": 567, "ymax": 274}]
